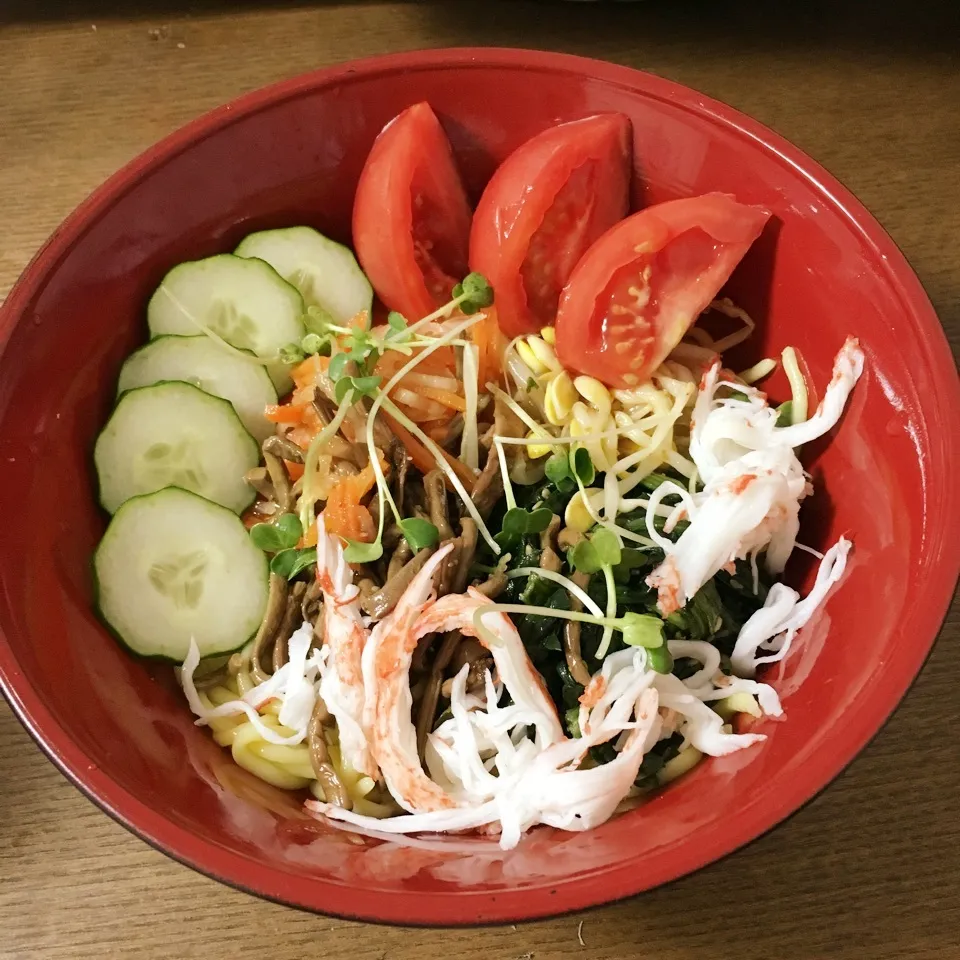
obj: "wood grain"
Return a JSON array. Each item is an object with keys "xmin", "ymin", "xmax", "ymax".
[{"xmin": 1, "ymin": 2, "xmax": 958, "ymax": 958}]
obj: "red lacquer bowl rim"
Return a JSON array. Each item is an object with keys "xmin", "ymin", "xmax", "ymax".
[{"xmin": 1, "ymin": 48, "xmax": 958, "ymax": 926}]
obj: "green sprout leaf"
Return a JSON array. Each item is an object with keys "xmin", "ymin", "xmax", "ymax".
[
  {"xmin": 621, "ymin": 612, "xmax": 665, "ymax": 649},
  {"xmin": 499, "ymin": 507, "xmax": 530, "ymax": 544},
  {"xmin": 387, "ymin": 311, "xmax": 408, "ymax": 332},
  {"xmin": 568, "ymin": 526, "xmax": 621, "ymax": 574},
  {"xmin": 776, "ymin": 400, "xmax": 793, "ymax": 427},
  {"xmin": 333, "ymin": 378, "xmax": 355, "ymax": 404},
  {"xmin": 270, "ymin": 546, "xmax": 318, "ymax": 579},
  {"xmin": 399, "ymin": 517, "xmax": 440, "ymax": 552},
  {"xmin": 568, "ymin": 539, "xmax": 600, "ymax": 574},
  {"xmin": 460, "ymin": 272, "xmax": 493, "ymax": 306},
  {"xmin": 590, "ymin": 527, "xmax": 622, "ymax": 567},
  {"xmin": 545, "ymin": 452, "xmax": 573, "ymax": 486},
  {"xmin": 570, "ymin": 446, "xmax": 596, "ymax": 485},
  {"xmin": 300, "ymin": 332, "xmax": 325, "ymax": 355},
  {"xmin": 454, "ymin": 272, "xmax": 494, "ymax": 315},
  {"xmin": 342, "ymin": 539, "xmax": 384, "ymax": 564},
  {"xmin": 645, "ymin": 643, "xmax": 674, "ymax": 674},
  {"xmin": 333, "ymin": 374, "xmax": 380, "ymax": 405},
  {"xmin": 327, "ymin": 351, "xmax": 349, "ymax": 382},
  {"xmin": 524, "ymin": 507, "xmax": 554, "ymax": 535},
  {"xmin": 249, "ymin": 513, "xmax": 303, "ymax": 552},
  {"xmin": 279, "ymin": 342, "xmax": 306, "ymax": 365},
  {"xmin": 305, "ymin": 304, "xmax": 336, "ymax": 336},
  {"xmin": 495, "ymin": 507, "xmax": 554, "ymax": 551},
  {"xmin": 349, "ymin": 374, "xmax": 382, "ymax": 396}
]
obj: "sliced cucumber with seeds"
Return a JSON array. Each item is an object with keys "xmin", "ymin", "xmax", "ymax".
[
  {"xmin": 94, "ymin": 487, "xmax": 269, "ymax": 661},
  {"xmin": 117, "ymin": 335, "xmax": 278, "ymax": 444},
  {"xmin": 235, "ymin": 227, "xmax": 373, "ymax": 329},
  {"xmin": 95, "ymin": 381, "xmax": 259, "ymax": 514},
  {"xmin": 146, "ymin": 254, "xmax": 305, "ymax": 393}
]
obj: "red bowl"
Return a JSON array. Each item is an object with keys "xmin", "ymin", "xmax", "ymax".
[{"xmin": 0, "ymin": 48, "xmax": 957, "ymax": 926}]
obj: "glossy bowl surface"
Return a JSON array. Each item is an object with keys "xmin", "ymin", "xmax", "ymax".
[{"xmin": 1, "ymin": 48, "xmax": 957, "ymax": 925}]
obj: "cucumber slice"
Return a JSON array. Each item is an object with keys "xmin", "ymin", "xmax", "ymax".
[
  {"xmin": 235, "ymin": 227, "xmax": 373, "ymax": 330},
  {"xmin": 95, "ymin": 381, "xmax": 259, "ymax": 514},
  {"xmin": 117, "ymin": 335, "xmax": 278, "ymax": 444},
  {"xmin": 146, "ymin": 254, "xmax": 304, "ymax": 393},
  {"xmin": 94, "ymin": 487, "xmax": 268, "ymax": 661}
]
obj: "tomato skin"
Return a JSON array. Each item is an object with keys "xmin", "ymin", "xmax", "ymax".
[
  {"xmin": 555, "ymin": 193, "xmax": 771, "ymax": 388},
  {"xmin": 469, "ymin": 114, "xmax": 632, "ymax": 339},
  {"xmin": 353, "ymin": 102, "xmax": 472, "ymax": 321}
]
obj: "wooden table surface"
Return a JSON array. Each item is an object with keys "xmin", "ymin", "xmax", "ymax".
[{"xmin": 1, "ymin": 2, "xmax": 958, "ymax": 957}]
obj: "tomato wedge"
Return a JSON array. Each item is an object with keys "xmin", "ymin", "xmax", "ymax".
[
  {"xmin": 353, "ymin": 102, "xmax": 472, "ymax": 321},
  {"xmin": 469, "ymin": 114, "xmax": 631, "ymax": 339},
  {"xmin": 555, "ymin": 193, "xmax": 771, "ymax": 388}
]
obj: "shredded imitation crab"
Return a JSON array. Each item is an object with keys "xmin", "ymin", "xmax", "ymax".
[
  {"xmin": 178, "ymin": 339, "xmax": 864, "ymax": 849},
  {"xmin": 646, "ymin": 338, "xmax": 863, "ymax": 621}
]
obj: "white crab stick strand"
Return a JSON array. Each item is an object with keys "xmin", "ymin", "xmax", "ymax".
[
  {"xmin": 731, "ymin": 536, "xmax": 852, "ymax": 677},
  {"xmin": 360, "ymin": 553, "xmax": 566, "ymax": 816},
  {"xmin": 653, "ymin": 673, "xmax": 767, "ymax": 756},
  {"xmin": 309, "ymin": 650, "xmax": 662, "ymax": 849},
  {"xmin": 360, "ymin": 545, "xmax": 458, "ymax": 813},
  {"xmin": 179, "ymin": 623, "xmax": 319, "ymax": 747},
  {"xmin": 647, "ymin": 338, "xmax": 864, "ymax": 614},
  {"xmin": 314, "ymin": 513, "xmax": 378, "ymax": 779}
]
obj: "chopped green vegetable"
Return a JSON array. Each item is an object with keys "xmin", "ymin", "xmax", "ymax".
[
  {"xmin": 776, "ymin": 400, "xmax": 793, "ymax": 427},
  {"xmin": 637, "ymin": 472, "xmax": 674, "ymax": 493},
  {"xmin": 613, "ymin": 547, "xmax": 652, "ymax": 582}
]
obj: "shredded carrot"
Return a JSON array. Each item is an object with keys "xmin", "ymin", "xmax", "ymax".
[
  {"xmin": 302, "ymin": 452, "xmax": 387, "ymax": 547},
  {"xmin": 316, "ymin": 453, "xmax": 387, "ymax": 544},
  {"xmin": 382, "ymin": 409, "xmax": 476, "ymax": 493},
  {"xmin": 417, "ymin": 385, "xmax": 467, "ymax": 412},
  {"xmin": 284, "ymin": 460, "xmax": 305, "ymax": 481},
  {"xmin": 292, "ymin": 353, "xmax": 329, "ymax": 390},
  {"xmin": 416, "ymin": 347, "xmax": 457, "ymax": 375},
  {"xmin": 471, "ymin": 306, "xmax": 506, "ymax": 388},
  {"xmin": 264, "ymin": 403, "xmax": 308, "ymax": 424},
  {"xmin": 300, "ymin": 523, "xmax": 318, "ymax": 548}
]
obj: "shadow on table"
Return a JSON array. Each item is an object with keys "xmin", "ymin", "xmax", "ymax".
[
  {"xmin": 0, "ymin": 0, "xmax": 356, "ymax": 24},
  {"xmin": 421, "ymin": 0, "xmax": 960, "ymax": 61},
  {"xmin": 3, "ymin": 0, "xmax": 959, "ymax": 61}
]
